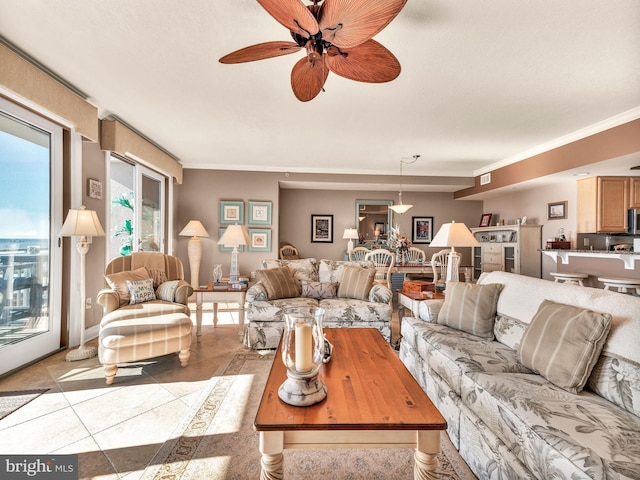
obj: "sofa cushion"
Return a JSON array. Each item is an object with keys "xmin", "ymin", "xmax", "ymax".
[
  {"xmin": 587, "ymin": 354, "xmax": 640, "ymax": 417},
  {"xmin": 156, "ymin": 280, "xmax": 180, "ymax": 302},
  {"xmin": 100, "ymin": 300, "xmax": 189, "ymax": 326},
  {"xmin": 437, "ymin": 281, "xmax": 503, "ymax": 339},
  {"xmin": 494, "ymin": 313, "xmax": 528, "ymax": 350},
  {"xmin": 518, "ymin": 299, "xmax": 612, "ymax": 393},
  {"xmin": 301, "ymin": 281, "xmax": 338, "ymax": 300},
  {"xmin": 318, "ymin": 259, "xmax": 374, "ymax": 283},
  {"xmin": 337, "ymin": 266, "xmax": 375, "ymax": 300},
  {"xmin": 256, "ymin": 266, "xmax": 301, "ymax": 300},
  {"xmin": 127, "ymin": 278, "xmax": 156, "ymax": 304},
  {"xmin": 461, "ymin": 371, "xmax": 640, "ymax": 480},
  {"xmin": 401, "ymin": 317, "xmax": 531, "ymax": 396},
  {"xmin": 105, "ymin": 266, "xmax": 150, "ymax": 306},
  {"xmin": 261, "ymin": 258, "xmax": 318, "ymax": 283}
]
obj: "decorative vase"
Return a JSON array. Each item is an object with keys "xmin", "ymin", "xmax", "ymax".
[
  {"xmin": 278, "ymin": 306, "xmax": 327, "ymax": 406},
  {"xmin": 212, "ymin": 264, "xmax": 223, "ymax": 284}
]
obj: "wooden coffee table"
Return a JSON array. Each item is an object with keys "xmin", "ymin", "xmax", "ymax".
[{"xmin": 254, "ymin": 328, "xmax": 447, "ymax": 479}]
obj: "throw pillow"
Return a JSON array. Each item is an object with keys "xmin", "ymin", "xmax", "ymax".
[
  {"xmin": 437, "ymin": 281, "xmax": 503, "ymax": 339},
  {"xmin": 518, "ymin": 299, "xmax": 612, "ymax": 394},
  {"xmin": 105, "ymin": 267, "xmax": 150, "ymax": 306},
  {"xmin": 301, "ymin": 281, "xmax": 338, "ymax": 300},
  {"xmin": 256, "ymin": 267, "xmax": 301, "ymax": 300},
  {"xmin": 126, "ymin": 278, "xmax": 157, "ymax": 304},
  {"xmin": 156, "ymin": 280, "xmax": 180, "ymax": 302},
  {"xmin": 337, "ymin": 266, "xmax": 375, "ymax": 300}
]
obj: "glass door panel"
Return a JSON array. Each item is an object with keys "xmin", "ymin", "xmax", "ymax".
[
  {"xmin": 138, "ymin": 170, "xmax": 164, "ymax": 252},
  {"xmin": 0, "ymin": 101, "xmax": 62, "ymax": 375}
]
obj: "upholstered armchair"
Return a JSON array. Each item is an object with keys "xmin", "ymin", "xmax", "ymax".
[{"xmin": 96, "ymin": 252, "xmax": 194, "ymax": 384}]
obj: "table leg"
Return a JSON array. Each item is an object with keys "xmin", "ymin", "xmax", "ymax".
[
  {"xmin": 414, "ymin": 430, "xmax": 440, "ymax": 480},
  {"xmin": 213, "ymin": 301, "xmax": 218, "ymax": 328},
  {"xmin": 195, "ymin": 291, "xmax": 203, "ymax": 343},
  {"xmin": 238, "ymin": 302, "xmax": 245, "ymax": 340},
  {"xmin": 259, "ymin": 431, "xmax": 284, "ymax": 480}
]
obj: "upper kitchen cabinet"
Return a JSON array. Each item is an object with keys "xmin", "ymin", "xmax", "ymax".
[
  {"xmin": 630, "ymin": 177, "xmax": 640, "ymax": 209},
  {"xmin": 577, "ymin": 176, "xmax": 629, "ymax": 233}
]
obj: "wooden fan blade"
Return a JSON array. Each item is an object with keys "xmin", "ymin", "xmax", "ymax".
[
  {"xmin": 257, "ymin": 0, "xmax": 319, "ymax": 37},
  {"xmin": 318, "ymin": 0, "xmax": 408, "ymax": 49},
  {"xmin": 291, "ymin": 56, "xmax": 329, "ymax": 102},
  {"xmin": 219, "ymin": 41, "xmax": 301, "ymax": 64},
  {"xmin": 326, "ymin": 39, "xmax": 400, "ymax": 83}
]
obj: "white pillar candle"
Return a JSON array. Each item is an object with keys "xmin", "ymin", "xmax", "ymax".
[{"xmin": 295, "ymin": 322, "xmax": 313, "ymax": 372}]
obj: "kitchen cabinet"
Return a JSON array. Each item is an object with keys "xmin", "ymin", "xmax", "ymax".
[
  {"xmin": 577, "ymin": 176, "xmax": 629, "ymax": 233},
  {"xmin": 470, "ymin": 224, "xmax": 542, "ymax": 279},
  {"xmin": 630, "ymin": 177, "xmax": 640, "ymax": 209}
]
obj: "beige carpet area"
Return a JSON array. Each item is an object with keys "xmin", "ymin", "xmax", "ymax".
[{"xmin": 141, "ymin": 351, "xmax": 477, "ymax": 480}]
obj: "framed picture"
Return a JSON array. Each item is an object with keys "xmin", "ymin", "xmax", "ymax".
[
  {"xmin": 548, "ymin": 201, "xmax": 567, "ymax": 220},
  {"xmin": 88, "ymin": 178, "xmax": 103, "ymax": 199},
  {"xmin": 411, "ymin": 216, "xmax": 434, "ymax": 244},
  {"xmin": 311, "ymin": 214, "xmax": 333, "ymax": 243},
  {"xmin": 247, "ymin": 228, "xmax": 271, "ymax": 252},
  {"xmin": 217, "ymin": 227, "xmax": 244, "ymax": 252},
  {"xmin": 374, "ymin": 222, "xmax": 386, "ymax": 236},
  {"xmin": 248, "ymin": 201, "xmax": 272, "ymax": 225},
  {"xmin": 219, "ymin": 201, "xmax": 244, "ymax": 224},
  {"xmin": 479, "ymin": 213, "xmax": 493, "ymax": 227}
]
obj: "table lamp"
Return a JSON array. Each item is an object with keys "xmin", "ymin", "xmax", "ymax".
[
  {"xmin": 342, "ymin": 228, "xmax": 359, "ymax": 252},
  {"xmin": 179, "ymin": 220, "xmax": 209, "ymax": 288},
  {"xmin": 217, "ymin": 224, "xmax": 250, "ymax": 283},
  {"xmin": 430, "ymin": 221, "xmax": 479, "ymax": 282},
  {"xmin": 59, "ymin": 206, "xmax": 105, "ymax": 361}
]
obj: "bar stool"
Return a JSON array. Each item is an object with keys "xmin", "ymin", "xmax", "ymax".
[
  {"xmin": 598, "ymin": 277, "xmax": 640, "ymax": 295},
  {"xmin": 550, "ymin": 272, "xmax": 588, "ymax": 286}
]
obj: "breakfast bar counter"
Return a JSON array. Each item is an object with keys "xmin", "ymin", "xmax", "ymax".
[{"xmin": 541, "ymin": 248, "xmax": 640, "ymax": 269}]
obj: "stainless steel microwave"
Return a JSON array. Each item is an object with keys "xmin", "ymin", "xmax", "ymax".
[{"xmin": 629, "ymin": 209, "xmax": 640, "ymax": 234}]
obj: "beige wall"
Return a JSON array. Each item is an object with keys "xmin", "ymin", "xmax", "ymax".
[{"xmin": 174, "ymin": 170, "xmax": 484, "ymax": 280}]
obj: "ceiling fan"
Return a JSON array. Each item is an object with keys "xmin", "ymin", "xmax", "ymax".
[{"xmin": 219, "ymin": 0, "xmax": 408, "ymax": 102}]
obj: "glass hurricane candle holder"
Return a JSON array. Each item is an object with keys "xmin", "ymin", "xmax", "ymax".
[
  {"xmin": 278, "ymin": 306, "xmax": 327, "ymax": 406},
  {"xmin": 212, "ymin": 264, "xmax": 223, "ymax": 284}
]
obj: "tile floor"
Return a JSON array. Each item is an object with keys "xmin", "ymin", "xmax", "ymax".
[{"xmin": 0, "ymin": 304, "xmax": 403, "ymax": 479}]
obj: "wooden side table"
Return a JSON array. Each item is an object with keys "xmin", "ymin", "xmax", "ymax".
[{"xmin": 193, "ymin": 284, "xmax": 248, "ymax": 342}]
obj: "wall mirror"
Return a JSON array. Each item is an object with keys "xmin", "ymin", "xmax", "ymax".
[{"xmin": 355, "ymin": 200, "xmax": 393, "ymax": 246}]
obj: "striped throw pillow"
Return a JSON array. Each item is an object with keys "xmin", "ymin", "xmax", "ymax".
[
  {"xmin": 337, "ymin": 266, "xmax": 375, "ymax": 300},
  {"xmin": 518, "ymin": 299, "xmax": 612, "ymax": 393},
  {"xmin": 256, "ymin": 267, "xmax": 300, "ymax": 300},
  {"xmin": 437, "ymin": 281, "xmax": 503, "ymax": 339},
  {"xmin": 156, "ymin": 280, "xmax": 180, "ymax": 302}
]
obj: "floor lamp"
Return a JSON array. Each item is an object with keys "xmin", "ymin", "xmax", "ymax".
[
  {"xmin": 179, "ymin": 220, "xmax": 209, "ymax": 288},
  {"xmin": 429, "ymin": 221, "xmax": 479, "ymax": 282},
  {"xmin": 217, "ymin": 224, "xmax": 250, "ymax": 283},
  {"xmin": 59, "ymin": 206, "xmax": 105, "ymax": 362}
]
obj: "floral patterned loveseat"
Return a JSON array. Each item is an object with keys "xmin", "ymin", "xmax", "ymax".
[
  {"xmin": 399, "ymin": 271, "xmax": 640, "ymax": 480},
  {"xmin": 245, "ymin": 258, "xmax": 392, "ymax": 349}
]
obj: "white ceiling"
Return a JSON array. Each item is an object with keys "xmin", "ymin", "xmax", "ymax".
[{"xmin": 1, "ymin": 0, "xmax": 639, "ymax": 190}]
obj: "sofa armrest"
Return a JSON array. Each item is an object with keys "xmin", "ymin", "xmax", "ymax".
[
  {"xmin": 174, "ymin": 280, "xmax": 193, "ymax": 305},
  {"xmin": 369, "ymin": 284, "xmax": 392, "ymax": 304},
  {"xmin": 417, "ymin": 298, "xmax": 445, "ymax": 323},
  {"xmin": 246, "ymin": 282, "xmax": 268, "ymax": 302},
  {"xmin": 97, "ymin": 288, "xmax": 121, "ymax": 314}
]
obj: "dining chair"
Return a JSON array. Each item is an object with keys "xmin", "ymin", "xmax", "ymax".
[
  {"xmin": 279, "ymin": 243, "xmax": 299, "ymax": 259},
  {"xmin": 405, "ymin": 247, "xmax": 426, "ymax": 264},
  {"xmin": 431, "ymin": 249, "xmax": 461, "ymax": 286},
  {"xmin": 348, "ymin": 246, "xmax": 370, "ymax": 261},
  {"xmin": 365, "ymin": 248, "xmax": 395, "ymax": 289}
]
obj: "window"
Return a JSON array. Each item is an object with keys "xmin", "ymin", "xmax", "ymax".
[{"xmin": 109, "ymin": 155, "xmax": 166, "ymax": 259}]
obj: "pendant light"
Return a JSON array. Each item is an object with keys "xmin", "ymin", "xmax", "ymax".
[{"xmin": 389, "ymin": 155, "xmax": 419, "ymax": 214}]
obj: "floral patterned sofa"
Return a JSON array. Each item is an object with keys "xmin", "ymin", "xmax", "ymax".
[
  {"xmin": 245, "ymin": 258, "xmax": 392, "ymax": 349},
  {"xmin": 399, "ymin": 271, "xmax": 640, "ymax": 480}
]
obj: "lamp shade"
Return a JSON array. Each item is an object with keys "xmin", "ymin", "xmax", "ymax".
[
  {"xmin": 179, "ymin": 220, "xmax": 209, "ymax": 238},
  {"xmin": 217, "ymin": 224, "xmax": 250, "ymax": 247},
  {"xmin": 59, "ymin": 206, "xmax": 105, "ymax": 237},
  {"xmin": 342, "ymin": 228, "xmax": 359, "ymax": 240},
  {"xmin": 430, "ymin": 221, "xmax": 479, "ymax": 247}
]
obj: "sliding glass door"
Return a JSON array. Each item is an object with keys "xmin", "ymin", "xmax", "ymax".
[{"xmin": 0, "ymin": 98, "xmax": 62, "ymax": 375}]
